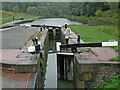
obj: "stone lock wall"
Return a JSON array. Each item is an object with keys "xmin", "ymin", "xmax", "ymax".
[{"xmin": 73, "ymin": 55, "xmax": 120, "ymax": 88}]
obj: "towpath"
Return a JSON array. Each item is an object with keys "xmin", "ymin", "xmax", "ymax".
[{"xmin": 68, "ymin": 30, "xmax": 118, "ymax": 62}]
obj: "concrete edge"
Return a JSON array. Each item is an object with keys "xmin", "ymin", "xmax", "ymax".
[
  {"xmin": 75, "ymin": 54, "xmax": 120, "ymax": 64},
  {"xmin": 15, "ymin": 19, "xmax": 34, "ymax": 24},
  {"xmin": 0, "ymin": 53, "xmax": 39, "ymax": 66},
  {"xmin": 27, "ymin": 73, "xmax": 37, "ymax": 88},
  {"xmin": 0, "ymin": 19, "xmax": 34, "ymax": 29},
  {"xmin": 40, "ymin": 29, "xmax": 48, "ymax": 48},
  {"xmin": 75, "ymin": 58, "xmax": 120, "ymax": 65}
]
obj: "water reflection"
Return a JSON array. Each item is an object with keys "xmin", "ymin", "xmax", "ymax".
[{"xmin": 27, "ymin": 18, "xmax": 83, "ymax": 26}]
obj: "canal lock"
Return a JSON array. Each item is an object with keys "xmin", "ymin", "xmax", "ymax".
[{"xmin": 44, "ymin": 26, "xmax": 75, "ymax": 88}]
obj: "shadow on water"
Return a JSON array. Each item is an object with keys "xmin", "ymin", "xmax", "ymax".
[
  {"xmin": 48, "ymin": 40, "xmax": 56, "ymax": 51},
  {"xmin": 58, "ymin": 80, "xmax": 74, "ymax": 88}
]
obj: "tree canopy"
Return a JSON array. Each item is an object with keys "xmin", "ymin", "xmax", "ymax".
[{"xmin": 2, "ymin": 2, "xmax": 119, "ymax": 17}]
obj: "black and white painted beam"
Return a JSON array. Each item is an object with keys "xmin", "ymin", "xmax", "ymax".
[
  {"xmin": 20, "ymin": 24, "xmax": 32, "ymax": 27},
  {"xmin": 20, "ymin": 24, "xmax": 62, "ymax": 29},
  {"xmin": 60, "ymin": 42, "xmax": 118, "ymax": 49}
]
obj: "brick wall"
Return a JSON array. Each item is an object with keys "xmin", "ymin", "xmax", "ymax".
[{"xmin": 73, "ymin": 54, "xmax": 120, "ymax": 88}]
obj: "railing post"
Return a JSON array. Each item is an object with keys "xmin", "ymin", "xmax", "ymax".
[
  {"xmin": 65, "ymin": 36, "xmax": 69, "ymax": 44},
  {"xmin": 65, "ymin": 23, "xmax": 67, "ymax": 29},
  {"xmin": 35, "ymin": 37, "xmax": 38, "ymax": 44},
  {"xmin": 77, "ymin": 34, "xmax": 80, "ymax": 43},
  {"xmin": 40, "ymin": 26, "xmax": 42, "ymax": 31}
]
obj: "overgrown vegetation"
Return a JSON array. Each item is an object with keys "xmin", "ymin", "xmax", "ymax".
[
  {"xmin": 110, "ymin": 56, "xmax": 120, "ymax": 61},
  {"xmin": 93, "ymin": 74, "xmax": 120, "ymax": 88},
  {"xmin": 40, "ymin": 58, "xmax": 43, "ymax": 65}
]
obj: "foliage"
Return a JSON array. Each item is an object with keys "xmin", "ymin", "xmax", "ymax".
[
  {"xmin": 12, "ymin": 6, "xmax": 19, "ymax": 13},
  {"xmin": 110, "ymin": 56, "xmax": 120, "ymax": 61},
  {"xmin": 27, "ymin": 6, "xmax": 38, "ymax": 15},
  {"xmin": 68, "ymin": 2, "xmax": 110, "ymax": 16},
  {"xmin": 2, "ymin": 2, "xmax": 119, "ymax": 26},
  {"xmin": 93, "ymin": 74, "xmax": 120, "ymax": 88},
  {"xmin": 2, "ymin": 2, "xmax": 119, "ymax": 17},
  {"xmin": 95, "ymin": 9, "xmax": 102, "ymax": 17},
  {"xmin": 40, "ymin": 58, "xmax": 43, "ymax": 65},
  {"xmin": 1, "ymin": 2, "xmax": 119, "ymax": 26},
  {"xmin": 108, "ymin": 2, "xmax": 118, "ymax": 10}
]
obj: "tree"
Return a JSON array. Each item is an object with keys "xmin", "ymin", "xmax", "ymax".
[
  {"xmin": 12, "ymin": 6, "xmax": 19, "ymax": 13},
  {"xmin": 95, "ymin": 9, "xmax": 102, "ymax": 17},
  {"xmin": 27, "ymin": 6, "xmax": 38, "ymax": 15},
  {"xmin": 37, "ymin": 6, "xmax": 49, "ymax": 16},
  {"xmin": 108, "ymin": 2, "xmax": 118, "ymax": 10}
]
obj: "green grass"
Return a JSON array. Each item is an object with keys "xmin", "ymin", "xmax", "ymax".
[
  {"xmin": 68, "ymin": 25, "xmax": 118, "ymax": 42},
  {"xmin": 2, "ymin": 20, "xmax": 13, "ymax": 24},
  {"xmin": 68, "ymin": 25, "xmax": 119, "ymax": 61},
  {"xmin": 93, "ymin": 74, "xmax": 120, "ymax": 88},
  {"xmin": 1, "ymin": 10, "xmax": 38, "ymax": 24}
]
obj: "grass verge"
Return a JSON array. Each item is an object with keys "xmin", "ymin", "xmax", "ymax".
[
  {"xmin": 68, "ymin": 25, "xmax": 119, "ymax": 61},
  {"xmin": 68, "ymin": 25, "xmax": 118, "ymax": 43},
  {"xmin": 1, "ymin": 10, "xmax": 38, "ymax": 24}
]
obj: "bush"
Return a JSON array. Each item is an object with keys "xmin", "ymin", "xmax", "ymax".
[
  {"xmin": 93, "ymin": 74, "xmax": 120, "ymax": 88},
  {"xmin": 95, "ymin": 9, "xmax": 102, "ymax": 17}
]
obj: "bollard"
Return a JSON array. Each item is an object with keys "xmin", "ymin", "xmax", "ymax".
[
  {"xmin": 35, "ymin": 44, "xmax": 40, "ymax": 52},
  {"xmin": 32, "ymin": 38, "xmax": 35, "ymax": 45},
  {"xmin": 77, "ymin": 34, "xmax": 80, "ymax": 43},
  {"xmin": 40, "ymin": 52, "xmax": 42, "ymax": 59},
  {"xmin": 65, "ymin": 36, "xmax": 69, "ymax": 44},
  {"xmin": 35, "ymin": 37, "xmax": 38, "ymax": 44},
  {"xmin": 13, "ymin": 17, "xmax": 14, "ymax": 20},
  {"xmin": 71, "ymin": 48, "xmax": 77, "ymax": 53},
  {"xmin": 65, "ymin": 23, "xmax": 67, "ymax": 29},
  {"xmin": 40, "ymin": 26, "xmax": 42, "ymax": 31},
  {"xmin": 43, "ymin": 24, "xmax": 45, "ymax": 30}
]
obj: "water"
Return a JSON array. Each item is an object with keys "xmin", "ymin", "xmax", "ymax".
[
  {"xmin": 26, "ymin": 18, "xmax": 83, "ymax": 26},
  {"xmin": 35, "ymin": 18, "xmax": 82, "ymax": 88},
  {"xmin": 45, "ymin": 39, "xmax": 75, "ymax": 88},
  {"xmin": 58, "ymin": 80, "xmax": 74, "ymax": 88}
]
